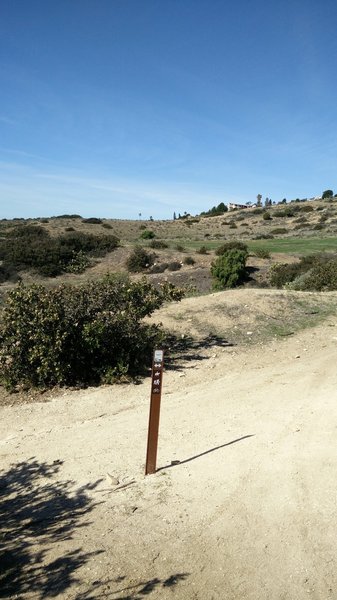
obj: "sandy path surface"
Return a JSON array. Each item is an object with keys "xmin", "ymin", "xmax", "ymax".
[{"xmin": 1, "ymin": 316, "xmax": 337, "ymax": 599}]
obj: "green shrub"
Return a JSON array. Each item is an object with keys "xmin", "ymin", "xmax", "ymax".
[
  {"xmin": 270, "ymin": 227, "xmax": 288, "ymax": 235},
  {"xmin": 262, "ymin": 212, "xmax": 272, "ymax": 220},
  {"xmin": 149, "ymin": 239, "xmax": 168, "ymax": 249},
  {"xmin": 274, "ymin": 208, "xmax": 295, "ymax": 218},
  {"xmin": 65, "ymin": 226, "xmax": 75, "ymax": 232},
  {"xmin": 211, "ymin": 249, "xmax": 248, "ymax": 289},
  {"xmin": 52, "ymin": 214, "xmax": 82, "ymax": 219},
  {"xmin": 196, "ymin": 245, "xmax": 208, "ymax": 254},
  {"xmin": 175, "ymin": 244, "xmax": 185, "ymax": 251},
  {"xmin": 149, "ymin": 263, "xmax": 168, "ymax": 273},
  {"xmin": 0, "ymin": 265, "xmax": 21, "ymax": 284},
  {"xmin": 126, "ymin": 247, "xmax": 155, "ymax": 272},
  {"xmin": 0, "ymin": 277, "xmax": 185, "ymax": 389},
  {"xmin": 102, "ymin": 223, "xmax": 113, "ymax": 229},
  {"xmin": 300, "ymin": 259, "xmax": 337, "ymax": 290},
  {"xmin": 82, "ymin": 217, "xmax": 103, "ymax": 224},
  {"xmin": 0, "ymin": 227, "xmax": 119, "ymax": 277},
  {"xmin": 229, "ymin": 222, "xmax": 237, "ymax": 229},
  {"xmin": 254, "ymin": 248, "xmax": 271, "ymax": 259},
  {"xmin": 270, "ymin": 254, "xmax": 332, "ymax": 288},
  {"xmin": 64, "ymin": 250, "xmax": 91, "ymax": 273},
  {"xmin": 167, "ymin": 261, "xmax": 182, "ymax": 271},
  {"xmin": 270, "ymin": 262, "xmax": 303, "ymax": 287},
  {"xmin": 253, "ymin": 233, "xmax": 274, "ymax": 240},
  {"xmin": 313, "ymin": 223, "xmax": 325, "ymax": 230},
  {"xmin": 299, "ymin": 204, "xmax": 314, "ymax": 213},
  {"xmin": 59, "ymin": 232, "xmax": 119, "ymax": 257},
  {"xmin": 184, "ymin": 256, "xmax": 195, "ymax": 265},
  {"xmin": 215, "ymin": 241, "xmax": 248, "ymax": 256},
  {"xmin": 200, "ymin": 202, "xmax": 228, "ymax": 217},
  {"xmin": 140, "ymin": 229, "xmax": 155, "ymax": 239}
]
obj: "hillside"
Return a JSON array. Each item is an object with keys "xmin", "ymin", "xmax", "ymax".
[{"xmin": 2, "ymin": 199, "xmax": 337, "ymax": 299}]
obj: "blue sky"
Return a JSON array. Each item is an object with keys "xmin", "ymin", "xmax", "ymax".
[{"xmin": 1, "ymin": 0, "xmax": 337, "ymax": 219}]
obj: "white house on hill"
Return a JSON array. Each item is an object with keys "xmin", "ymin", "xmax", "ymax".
[{"xmin": 227, "ymin": 202, "xmax": 249, "ymax": 211}]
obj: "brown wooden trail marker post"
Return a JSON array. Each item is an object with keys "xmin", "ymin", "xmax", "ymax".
[{"xmin": 145, "ymin": 349, "xmax": 164, "ymax": 475}]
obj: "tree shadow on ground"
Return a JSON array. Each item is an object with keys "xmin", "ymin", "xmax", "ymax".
[
  {"xmin": 75, "ymin": 572, "xmax": 190, "ymax": 599},
  {"xmin": 0, "ymin": 458, "xmax": 103, "ymax": 598},
  {"xmin": 163, "ymin": 333, "xmax": 234, "ymax": 371}
]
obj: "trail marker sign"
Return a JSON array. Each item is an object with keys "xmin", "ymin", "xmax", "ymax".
[{"xmin": 145, "ymin": 349, "xmax": 164, "ymax": 475}]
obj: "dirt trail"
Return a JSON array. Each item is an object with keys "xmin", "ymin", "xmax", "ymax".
[{"xmin": 1, "ymin": 297, "xmax": 337, "ymax": 599}]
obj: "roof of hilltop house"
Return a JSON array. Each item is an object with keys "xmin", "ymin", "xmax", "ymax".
[{"xmin": 227, "ymin": 202, "xmax": 249, "ymax": 210}]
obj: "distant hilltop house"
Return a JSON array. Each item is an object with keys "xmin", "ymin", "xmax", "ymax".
[{"xmin": 227, "ymin": 202, "xmax": 250, "ymax": 211}]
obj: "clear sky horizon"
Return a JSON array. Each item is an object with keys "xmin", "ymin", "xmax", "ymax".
[{"xmin": 1, "ymin": 0, "xmax": 337, "ymax": 220}]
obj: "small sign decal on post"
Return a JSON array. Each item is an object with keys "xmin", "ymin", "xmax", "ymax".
[{"xmin": 145, "ymin": 349, "xmax": 164, "ymax": 475}]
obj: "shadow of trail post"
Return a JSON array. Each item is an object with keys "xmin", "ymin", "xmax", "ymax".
[
  {"xmin": 157, "ymin": 434, "xmax": 255, "ymax": 472},
  {"xmin": 0, "ymin": 458, "xmax": 103, "ymax": 598}
]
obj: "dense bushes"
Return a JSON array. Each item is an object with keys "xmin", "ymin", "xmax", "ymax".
[
  {"xmin": 149, "ymin": 240, "xmax": 168, "ymax": 249},
  {"xmin": 140, "ymin": 229, "xmax": 155, "ymax": 239},
  {"xmin": 0, "ymin": 265, "xmax": 21, "ymax": 284},
  {"xmin": 270, "ymin": 254, "xmax": 337, "ymax": 291},
  {"xmin": 0, "ymin": 276, "xmax": 185, "ymax": 389},
  {"xmin": 52, "ymin": 214, "xmax": 82, "ymax": 219},
  {"xmin": 149, "ymin": 263, "xmax": 168, "ymax": 273},
  {"xmin": 196, "ymin": 245, "xmax": 208, "ymax": 254},
  {"xmin": 211, "ymin": 249, "xmax": 248, "ymax": 289},
  {"xmin": 215, "ymin": 241, "xmax": 248, "ymax": 256},
  {"xmin": 82, "ymin": 217, "xmax": 103, "ymax": 224},
  {"xmin": 126, "ymin": 247, "xmax": 155, "ymax": 272},
  {"xmin": 270, "ymin": 262, "xmax": 305, "ymax": 288},
  {"xmin": 167, "ymin": 261, "xmax": 182, "ymax": 271},
  {"xmin": 302, "ymin": 259, "xmax": 337, "ymax": 290},
  {"xmin": 254, "ymin": 248, "xmax": 271, "ymax": 259},
  {"xmin": 270, "ymin": 228, "xmax": 288, "ymax": 235},
  {"xmin": 253, "ymin": 233, "xmax": 274, "ymax": 240},
  {"xmin": 0, "ymin": 226, "xmax": 119, "ymax": 279},
  {"xmin": 274, "ymin": 207, "xmax": 295, "ymax": 218},
  {"xmin": 200, "ymin": 202, "xmax": 228, "ymax": 217}
]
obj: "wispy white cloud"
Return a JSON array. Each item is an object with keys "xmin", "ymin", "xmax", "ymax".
[
  {"xmin": 0, "ymin": 162, "xmax": 226, "ymax": 219},
  {"xmin": 0, "ymin": 147, "xmax": 51, "ymax": 161}
]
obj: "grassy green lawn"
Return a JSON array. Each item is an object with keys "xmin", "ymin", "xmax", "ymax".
[
  {"xmin": 165, "ymin": 236, "xmax": 337, "ymax": 255},
  {"xmin": 247, "ymin": 236, "xmax": 337, "ymax": 255}
]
